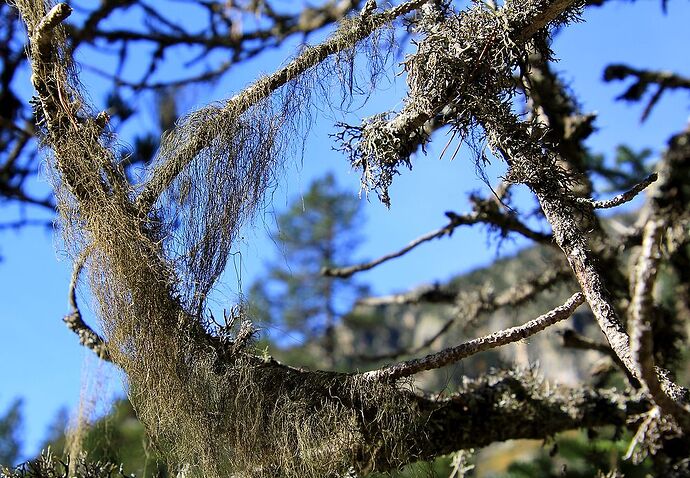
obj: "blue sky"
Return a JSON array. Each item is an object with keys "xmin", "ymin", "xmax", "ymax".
[{"xmin": 1, "ymin": 0, "xmax": 689, "ymax": 462}]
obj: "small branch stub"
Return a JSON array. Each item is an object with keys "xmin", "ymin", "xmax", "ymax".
[
  {"xmin": 33, "ymin": 3, "xmax": 72, "ymax": 54},
  {"xmin": 576, "ymin": 173, "xmax": 658, "ymax": 210}
]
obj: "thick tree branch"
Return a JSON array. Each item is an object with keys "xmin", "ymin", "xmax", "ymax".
[
  {"xmin": 32, "ymin": 3, "xmax": 71, "ymax": 54},
  {"xmin": 403, "ymin": 372, "xmax": 648, "ymax": 469},
  {"xmin": 629, "ymin": 167, "xmax": 690, "ymax": 430},
  {"xmin": 362, "ymin": 292, "xmax": 584, "ymax": 381}
]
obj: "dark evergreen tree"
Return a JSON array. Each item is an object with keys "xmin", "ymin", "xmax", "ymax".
[
  {"xmin": 249, "ymin": 173, "xmax": 367, "ymax": 366},
  {"xmin": 0, "ymin": 399, "xmax": 23, "ymax": 467}
]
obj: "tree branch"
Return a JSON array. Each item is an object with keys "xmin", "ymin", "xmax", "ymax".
[
  {"xmin": 362, "ymin": 292, "xmax": 584, "ymax": 381},
  {"xmin": 63, "ymin": 249, "xmax": 111, "ymax": 361},
  {"xmin": 575, "ymin": 173, "xmax": 658, "ymax": 210},
  {"xmin": 136, "ymin": 0, "xmax": 427, "ymax": 213},
  {"xmin": 629, "ymin": 215, "xmax": 690, "ymax": 431},
  {"xmin": 323, "ymin": 203, "xmax": 552, "ymax": 278},
  {"xmin": 560, "ymin": 328, "xmax": 640, "ymax": 387},
  {"xmin": 74, "ymin": 0, "xmax": 365, "ymax": 90},
  {"xmin": 32, "ymin": 3, "xmax": 71, "ymax": 54},
  {"xmin": 339, "ymin": 0, "xmax": 584, "ymax": 205},
  {"xmin": 356, "ymin": 265, "xmax": 572, "ymax": 361},
  {"xmin": 604, "ymin": 64, "xmax": 690, "ymax": 122},
  {"xmin": 404, "ymin": 372, "xmax": 648, "ymax": 467}
]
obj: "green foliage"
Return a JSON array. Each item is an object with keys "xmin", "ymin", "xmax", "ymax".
[
  {"xmin": 43, "ymin": 400, "xmax": 166, "ymax": 478},
  {"xmin": 0, "ymin": 399, "xmax": 23, "ymax": 467},
  {"xmin": 496, "ymin": 430, "xmax": 653, "ymax": 478}
]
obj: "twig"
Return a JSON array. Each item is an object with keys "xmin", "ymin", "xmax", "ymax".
[
  {"xmin": 324, "ymin": 213, "xmax": 476, "ymax": 278},
  {"xmin": 560, "ymin": 328, "xmax": 615, "ymax": 355},
  {"xmin": 358, "ymin": 263, "xmax": 570, "ymax": 307},
  {"xmin": 356, "ymin": 283, "xmax": 457, "ymax": 306},
  {"xmin": 604, "ymin": 64, "xmax": 690, "ymax": 122},
  {"xmin": 630, "ymin": 218, "xmax": 690, "ymax": 431},
  {"xmin": 0, "ymin": 218, "xmax": 53, "ymax": 231},
  {"xmin": 324, "ymin": 207, "xmax": 551, "ymax": 278},
  {"xmin": 362, "ymin": 292, "xmax": 584, "ymax": 381},
  {"xmin": 575, "ymin": 173, "xmax": 657, "ymax": 210},
  {"xmin": 63, "ymin": 249, "xmax": 111, "ymax": 361},
  {"xmin": 357, "ymin": 266, "xmax": 572, "ymax": 361}
]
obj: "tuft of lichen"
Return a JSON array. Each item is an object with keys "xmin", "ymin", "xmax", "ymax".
[
  {"xmin": 15, "ymin": 0, "xmax": 424, "ymax": 476},
  {"xmin": 338, "ymin": 0, "xmax": 584, "ymax": 206}
]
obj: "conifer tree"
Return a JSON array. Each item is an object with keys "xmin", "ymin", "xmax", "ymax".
[
  {"xmin": 249, "ymin": 173, "xmax": 366, "ymax": 366},
  {"xmin": 10, "ymin": 0, "xmax": 690, "ymax": 476},
  {"xmin": 0, "ymin": 399, "xmax": 22, "ymax": 468}
]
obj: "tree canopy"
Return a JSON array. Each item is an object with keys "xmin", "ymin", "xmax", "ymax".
[{"xmin": 5, "ymin": 0, "xmax": 690, "ymax": 476}]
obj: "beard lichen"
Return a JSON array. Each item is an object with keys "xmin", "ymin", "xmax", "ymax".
[
  {"xmin": 337, "ymin": 0, "xmax": 584, "ymax": 206},
  {"xmin": 16, "ymin": 0, "xmax": 426, "ymax": 475}
]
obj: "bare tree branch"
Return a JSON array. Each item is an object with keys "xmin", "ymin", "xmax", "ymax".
[
  {"xmin": 604, "ymin": 64, "xmax": 690, "ymax": 122},
  {"xmin": 630, "ymin": 216, "xmax": 690, "ymax": 431},
  {"xmin": 323, "ymin": 203, "xmax": 552, "ymax": 278},
  {"xmin": 362, "ymin": 292, "xmax": 584, "ymax": 381},
  {"xmin": 575, "ymin": 173, "xmax": 658, "ymax": 210},
  {"xmin": 73, "ymin": 0, "xmax": 366, "ymax": 90},
  {"xmin": 357, "ymin": 269, "xmax": 572, "ymax": 362},
  {"xmin": 357, "ymin": 265, "xmax": 572, "ymax": 362},
  {"xmin": 63, "ymin": 249, "xmax": 111, "ymax": 361},
  {"xmin": 560, "ymin": 328, "xmax": 640, "ymax": 387},
  {"xmin": 358, "ymin": 262, "xmax": 570, "ymax": 307},
  {"xmin": 356, "ymin": 283, "xmax": 458, "ymax": 307}
]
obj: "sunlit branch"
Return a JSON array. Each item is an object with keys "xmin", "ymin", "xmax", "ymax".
[
  {"xmin": 63, "ymin": 248, "xmax": 111, "ymax": 361},
  {"xmin": 362, "ymin": 292, "xmax": 584, "ymax": 381},
  {"xmin": 630, "ymin": 217, "xmax": 690, "ymax": 431},
  {"xmin": 136, "ymin": 0, "xmax": 427, "ymax": 213},
  {"xmin": 357, "ymin": 266, "xmax": 572, "ymax": 362},
  {"xmin": 575, "ymin": 173, "xmax": 658, "ymax": 210}
]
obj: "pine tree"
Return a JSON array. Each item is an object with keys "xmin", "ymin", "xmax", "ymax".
[
  {"xmin": 0, "ymin": 399, "xmax": 22, "ymax": 467},
  {"xmin": 249, "ymin": 173, "xmax": 366, "ymax": 366}
]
